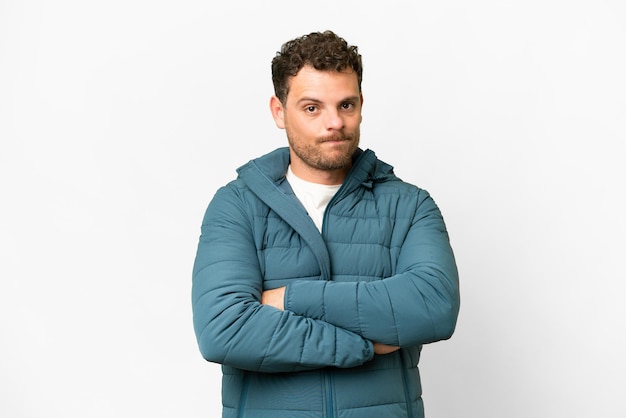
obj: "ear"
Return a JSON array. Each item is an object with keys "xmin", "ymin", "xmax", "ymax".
[
  {"xmin": 269, "ymin": 96, "xmax": 285, "ymax": 129},
  {"xmin": 359, "ymin": 92, "xmax": 364, "ymax": 123}
]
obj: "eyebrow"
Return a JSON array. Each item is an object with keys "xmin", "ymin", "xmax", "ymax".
[
  {"xmin": 296, "ymin": 96, "xmax": 361, "ymax": 105},
  {"xmin": 296, "ymin": 97, "xmax": 322, "ymax": 105}
]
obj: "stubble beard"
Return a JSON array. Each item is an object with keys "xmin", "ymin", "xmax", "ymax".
[{"xmin": 288, "ymin": 131, "xmax": 360, "ymax": 171}]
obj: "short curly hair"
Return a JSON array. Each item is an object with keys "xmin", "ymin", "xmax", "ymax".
[{"xmin": 271, "ymin": 30, "xmax": 363, "ymax": 104}]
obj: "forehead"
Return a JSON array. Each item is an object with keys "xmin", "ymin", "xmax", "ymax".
[{"xmin": 286, "ymin": 66, "xmax": 359, "ymax": 102}]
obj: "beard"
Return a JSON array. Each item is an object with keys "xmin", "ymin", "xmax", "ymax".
[{"xmin": 287, "ymin": 130, "xmax": 360, "ymax": 171}]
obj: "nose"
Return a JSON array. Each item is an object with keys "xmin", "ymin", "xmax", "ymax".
[{"xmin": 324, "ymin": 109, "xmax": 344, "ymax": 130}]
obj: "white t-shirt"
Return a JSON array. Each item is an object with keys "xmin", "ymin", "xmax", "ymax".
[{"xmin": 286, "ymin": 166, "xmax": 341, "ymax": 232}]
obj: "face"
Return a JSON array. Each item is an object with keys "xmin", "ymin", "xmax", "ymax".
[{"xmin": 270, "ymin": 65, "xmax": 363, "ymax": 184}]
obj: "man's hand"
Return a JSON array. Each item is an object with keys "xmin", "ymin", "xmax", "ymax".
[
  {"xmin": 373, "ymin": 342, "xmax": 400, "ymax": 355},
  {"xmin": 261, "ymin": 286, "xmax": 286, "ymax": 311}
]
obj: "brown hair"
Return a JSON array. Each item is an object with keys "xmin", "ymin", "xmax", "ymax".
[{"xmin": 271, "ymin": 30, "xmax": 363, "ymax": 104}]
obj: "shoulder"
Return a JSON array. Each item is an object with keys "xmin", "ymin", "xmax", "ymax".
[
  {"xmin": 366, "ymin": 159, "xmax": 439, "ymax": 219},
  {"xmin": 372, "ymin": 174, "xmax": 430, "ymax": 202},
  {"xmin": 201, "ymin": 179, "xmax": 264, "ymax": 226}
]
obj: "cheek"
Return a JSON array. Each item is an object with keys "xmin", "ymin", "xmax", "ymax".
[
  {"xmin": 347, "ymin": 115, "xmax": 362, "ymax": 130},
  {"xmin": 290, "ymin": 118, "xmax": 317, "ymax": 136}
]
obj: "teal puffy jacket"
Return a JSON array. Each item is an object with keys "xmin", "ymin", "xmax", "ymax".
[{"xmin": 192, "ymin": 147, "xmax": 460, "ymax": 417}]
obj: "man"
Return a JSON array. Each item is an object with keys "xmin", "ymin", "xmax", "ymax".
[{"xmin": 192, "ymin": 30, "xmax": 460, "ymax": 418}]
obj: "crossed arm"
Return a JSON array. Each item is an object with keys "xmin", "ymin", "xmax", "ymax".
[
  {"xmin": 261, "ymin": 287, "xmax": 401, "ymax": 354},
  {"xmin": 193, "ymin": 186, "xmax": 459, "ymax": 373}
]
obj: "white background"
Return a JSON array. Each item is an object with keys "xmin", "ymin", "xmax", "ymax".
[{"xmin": 1, "ymin": 1, "xmax": 625, "ymax": 417}]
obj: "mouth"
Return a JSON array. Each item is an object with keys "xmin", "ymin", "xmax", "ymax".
[{"xmin": 319, "ymin": 135, "xmax": 349, "ymax": 144}]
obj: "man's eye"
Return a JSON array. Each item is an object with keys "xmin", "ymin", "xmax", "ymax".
[
  {"xmin": 305, "ymin": 106, "xmax": 317, "ymax": 113},
  {"xmin": 341, "ymin": 103, "xmax": 354, "ymax": 110}
]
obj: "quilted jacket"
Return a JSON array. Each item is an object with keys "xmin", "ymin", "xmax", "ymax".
[{"xmin": 192, "ymin": 147, "xmax": 460, "ymax": 417}]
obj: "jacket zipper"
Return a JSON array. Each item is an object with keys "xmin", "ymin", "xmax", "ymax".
[
  {"xmin": 321, "ymin": 173, "xmax": 345, "ymax": 418},
  {"xmin": 324, "ymin": 370, "xmax": 334, "ymax": 418},
  {"xmin": 400, "ymin": 357, "xmax": 414, "ymax": 417}
]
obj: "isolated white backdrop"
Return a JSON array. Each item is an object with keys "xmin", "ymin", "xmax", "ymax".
[{"xmin": 1, "ymin": 1, "xmax": 625, "ymax": 417}]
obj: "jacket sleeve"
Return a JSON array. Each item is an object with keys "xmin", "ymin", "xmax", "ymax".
[
  {"xmin": 192, "ymin": 185, "xmax": 374, "ymax": 373},
  {"xmin": 284, "ymin": 189, "xmax": 460, "ymax": 347}
]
